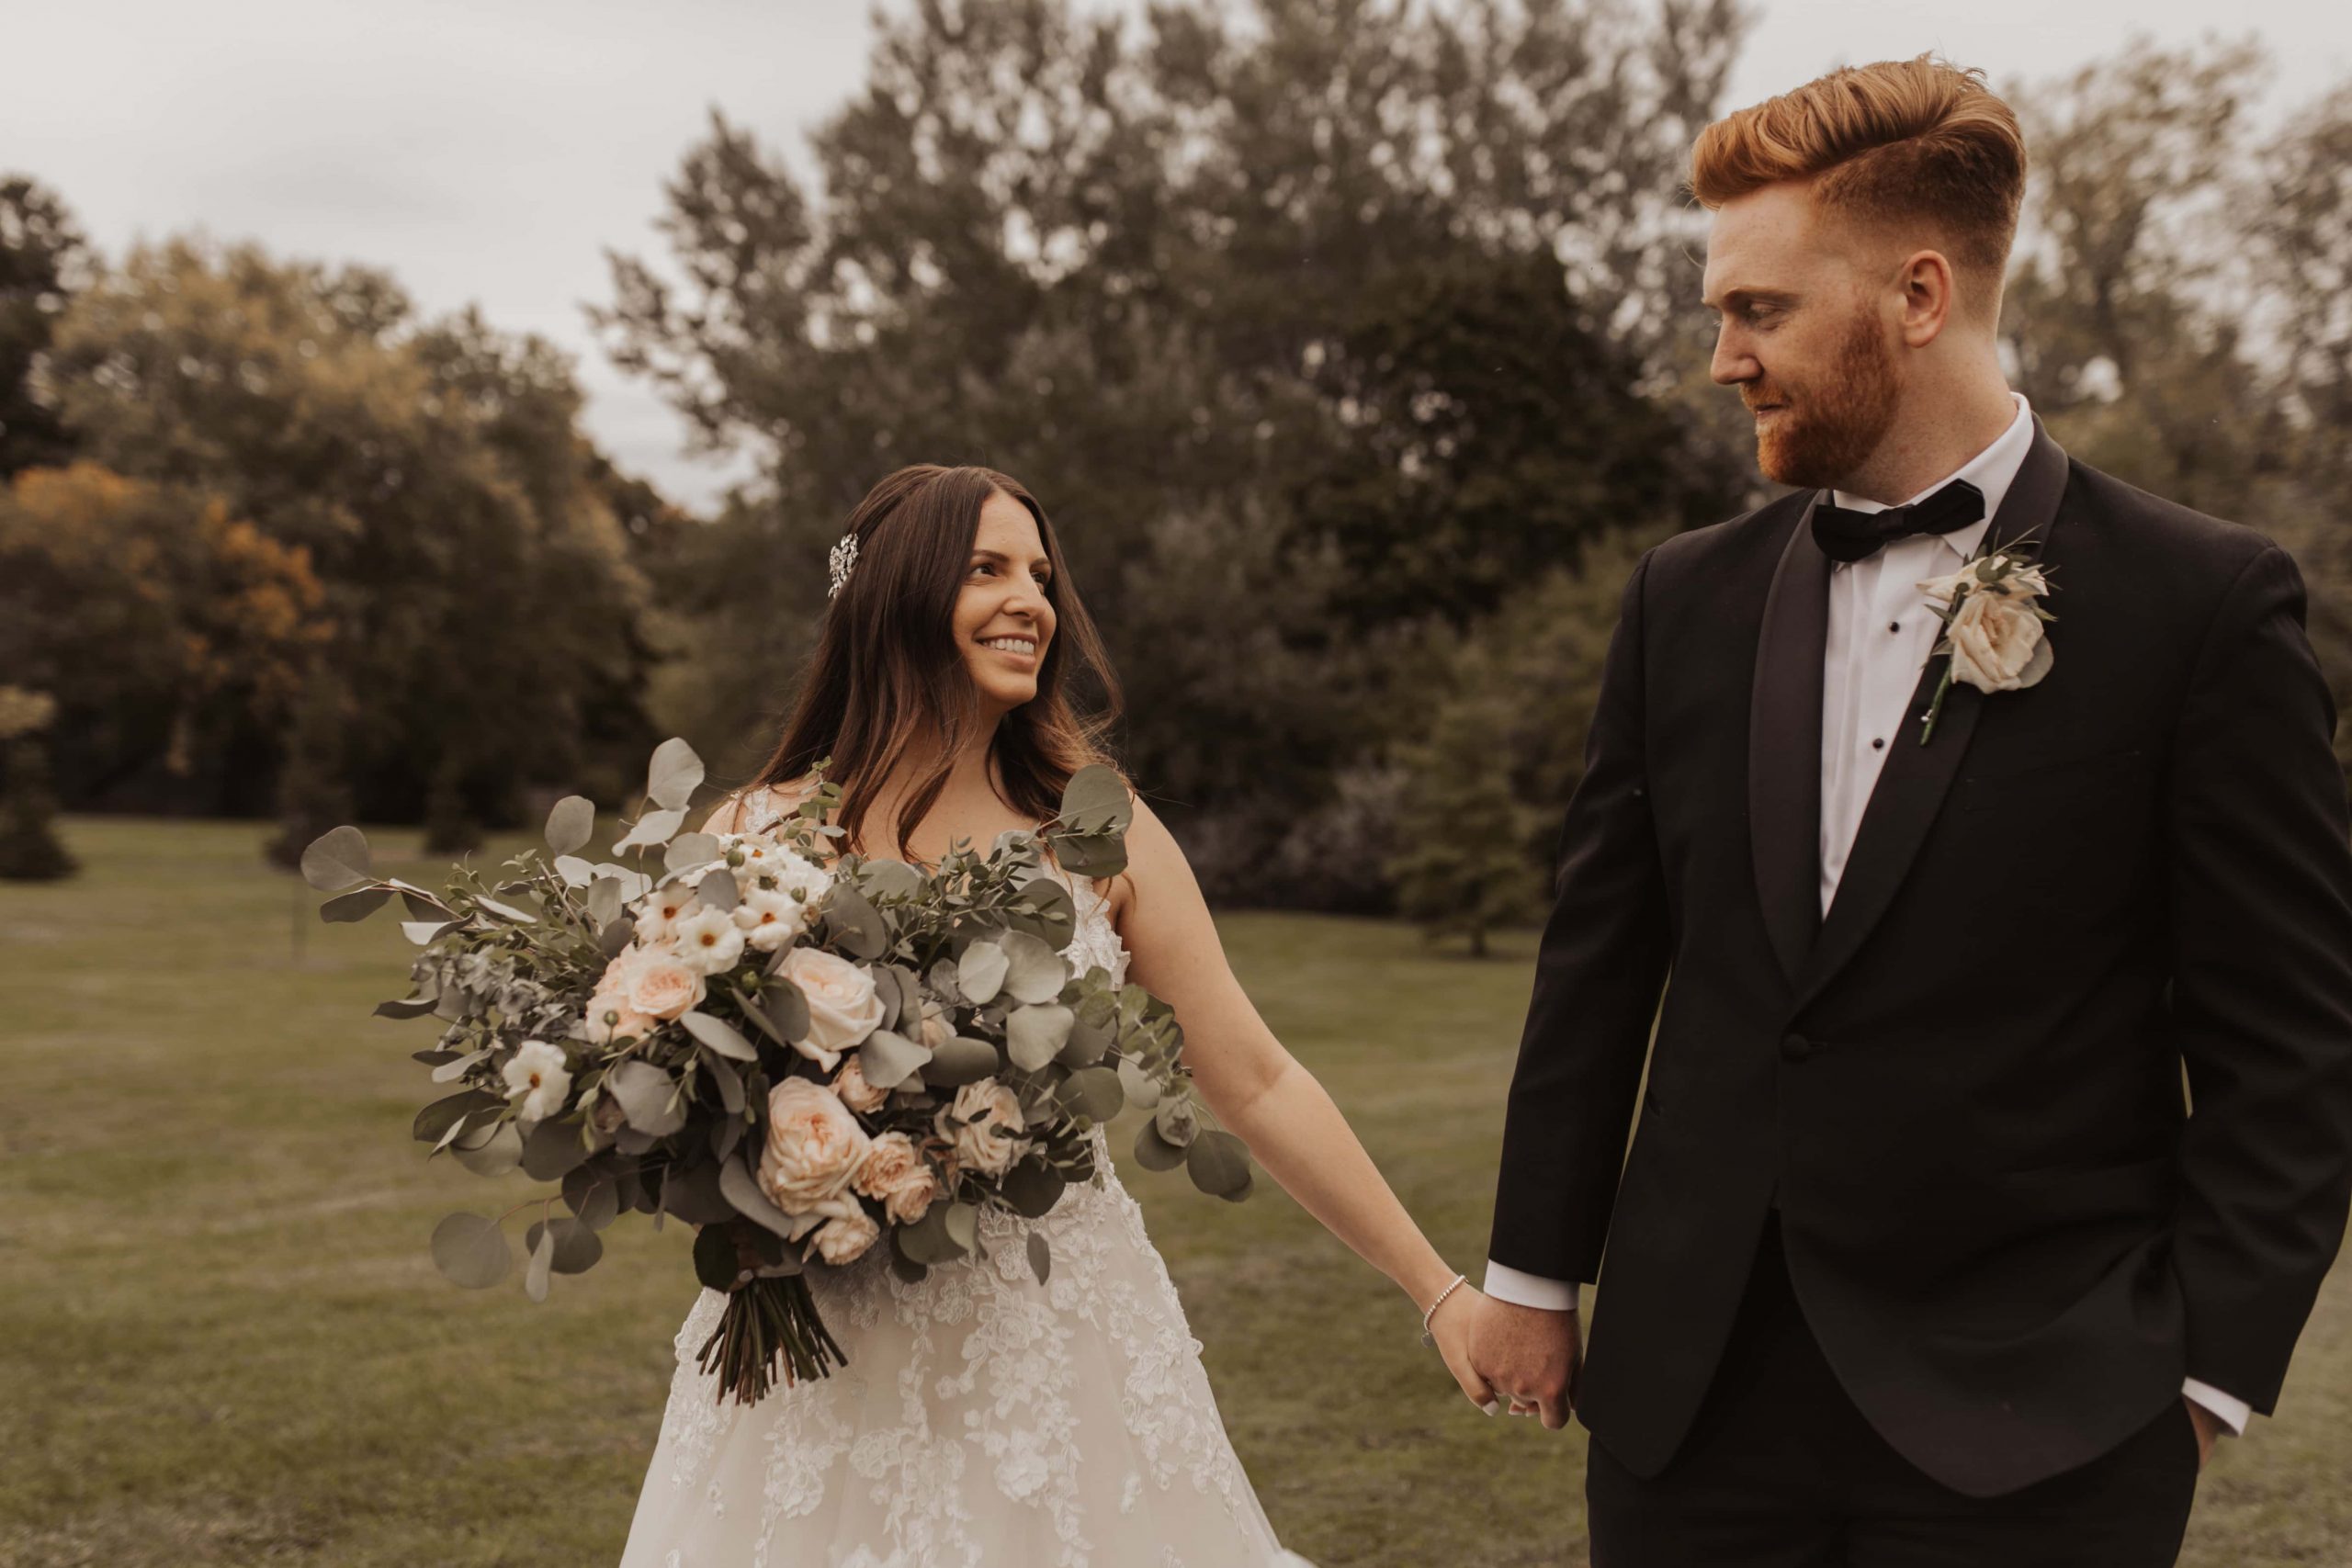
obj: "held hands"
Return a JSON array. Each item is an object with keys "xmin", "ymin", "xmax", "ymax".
[{"xmin": 1453, "ymin": 1292, "xmax": 1581, "ymax": 1430}]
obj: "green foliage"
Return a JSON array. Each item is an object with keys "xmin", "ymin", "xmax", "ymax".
[
  {"xmin": 0, "ymin": 175, "xmax": 87, "ymax": 478},
  {"xmin": 266, "ymin": 663, "xmax": 354, "ymax": 871},
  {"xmin": 598, "ymin": 0, "xmax": 1750, "ymax": 895},
  {"xmin": 43, "ymin": 238, "xmax": 661, "ymax": 820},
  {"xmin": 0, "ymin": 735, "xmax": 74, "ymax": 881},
  {"xmin": 0, "ymin": 461, "xmax": 331, "ymax": 807}
]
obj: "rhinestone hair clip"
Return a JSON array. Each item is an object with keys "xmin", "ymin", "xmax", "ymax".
[{"xmin": 826, "ymin": 530, "xmax": 860, "ymax": 600}]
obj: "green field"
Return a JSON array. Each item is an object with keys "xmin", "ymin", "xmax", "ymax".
[{"xmin": 2, "ymin": 818, "xmax": 2345, "ymax": 1566}]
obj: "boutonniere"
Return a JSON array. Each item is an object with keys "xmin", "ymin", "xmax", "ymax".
[{"xmin": 1914, "ymin": 546, "xmax": 2056, "ymax": 745}]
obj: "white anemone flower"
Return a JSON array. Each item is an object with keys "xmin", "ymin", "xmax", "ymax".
[
  {"xmin": 672, "ymin": 904, "xmax": 748, "ymax": 976},
  {"xmin": 503, "ymin": 1039, "xmax": 572, "ymax": 1123}
]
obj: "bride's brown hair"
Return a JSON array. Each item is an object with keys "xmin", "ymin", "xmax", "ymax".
[{"xmin": 749, "ymin": 464, "xmax": 1125, "ymax": 861}]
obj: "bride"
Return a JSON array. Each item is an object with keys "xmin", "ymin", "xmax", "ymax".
[{"xmin": 619, "ymin": 463, "xmax": 1488, "ymax": 1567}]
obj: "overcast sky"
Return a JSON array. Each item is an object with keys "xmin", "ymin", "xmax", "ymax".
[{"xmin": 8, "ymin": 1, "xmax": 2348, "ymax": 513}]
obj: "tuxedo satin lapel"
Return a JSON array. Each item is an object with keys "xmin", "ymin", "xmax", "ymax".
[
  {"xmin": 1748, "ymin": 497, "xmax": 1830, "ymax": 987},
  {"xmin": 1794, "ymin": 421, "xmax": 2073, "ymax": 1009}
]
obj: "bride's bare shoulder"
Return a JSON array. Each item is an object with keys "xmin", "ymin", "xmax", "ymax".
[{"xmin": 702, "ymin": 774, "xmax": 820, "ymax": 835}]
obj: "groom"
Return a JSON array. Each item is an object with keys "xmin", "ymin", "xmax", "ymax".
[{"xmin": 1463, "ymin": 55, "xmax": 2352, "ymax": 1565}]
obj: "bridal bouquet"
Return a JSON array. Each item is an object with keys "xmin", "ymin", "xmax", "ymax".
[{"xmin": 305, "ymin": 739, "xmax": 1250, "ymax": 1404}]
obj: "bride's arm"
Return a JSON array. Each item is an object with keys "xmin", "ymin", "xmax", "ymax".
[{"xmin": 1114, "ymin": 795, "xmax": 1496, "ymax": 1409}]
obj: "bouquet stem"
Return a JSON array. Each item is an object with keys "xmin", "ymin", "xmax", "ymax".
[{"xmin": 695, "ymin": 1273, "xmax": 848, "ymax": 1404}]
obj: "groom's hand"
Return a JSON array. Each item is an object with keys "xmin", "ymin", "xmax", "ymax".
[
  {"xmin": 2186, "ymin": 1397, "xmax": 2220, "ymax": 1472},
  {"xmin": 1466, "ymin": 1293, "xmax": 1581, "ymax": 1431}
]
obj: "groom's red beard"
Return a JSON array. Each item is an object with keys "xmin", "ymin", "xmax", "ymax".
[{"xmin": 1745, "ymin": 310, "xmax": 1901, "ymax": 490}]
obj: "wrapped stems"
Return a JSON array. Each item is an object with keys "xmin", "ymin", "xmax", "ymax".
[{"xmin": 694, "ymin": 1273, "xmax": 848, "ymax": 1404}]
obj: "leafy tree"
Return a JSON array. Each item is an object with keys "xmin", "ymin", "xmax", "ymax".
[
  {"xmin": 46, "ymin": 240, "xmax": 660, "ymax": 818},
  {"xmin": 0, "ymin": 461, "xmax": 330, "ymax": 807},
  {"xmin": 0, "ymin": 687, "xmax": 73, "ymax": 881},
  {"xmin": 599, "ymin": 0, "xmax": 1747, "ymax": 897},
  {"xmin": 266, "ymin": 663, "xmax": 354, "ymax": 871},
  {"xmin": 0, "ymin": 175, "xmax": 88, "ymax": 478},
  {"xmin": 1387, "ymin": 644, "xmax": 1546, "ymax": 955}
]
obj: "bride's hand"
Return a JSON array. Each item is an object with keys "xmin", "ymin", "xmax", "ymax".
[{"xmin": 1426, "ymin": 1284, "xmax": 1500, "ymax": 1416}]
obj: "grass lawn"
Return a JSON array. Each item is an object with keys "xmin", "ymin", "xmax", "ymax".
[{"xmin": 2, "ymin": 817, "xmax": 2345, "ymax": 1566}]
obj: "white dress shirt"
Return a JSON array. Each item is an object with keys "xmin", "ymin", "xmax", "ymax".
[{"xmin": 1485, "ymin": 393, "xmax": 2251, "ymax": 1437}]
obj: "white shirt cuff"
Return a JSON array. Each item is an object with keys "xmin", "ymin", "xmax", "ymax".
[
  {"xmin": 1483, "ymin": 1259, "xmax": 1580, "ymax": 1314},
  {"xmin": 2182, "ymin": 1379, "xmax": 2249, "ymax": 1437}
]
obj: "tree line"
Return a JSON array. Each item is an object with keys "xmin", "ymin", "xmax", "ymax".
[{"xmin": 6, "ymin": 2, "xmax": 2350, "ymax": 950}]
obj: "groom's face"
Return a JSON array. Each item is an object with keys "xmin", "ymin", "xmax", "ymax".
[{"xmin": 1702, "ymin": 182, "xmax": 1903, "ymax": 490}]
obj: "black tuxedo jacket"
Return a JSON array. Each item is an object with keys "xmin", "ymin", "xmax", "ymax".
[{"xmin": 1489, "ymin": 423, "xmax": 2352, "ymax": 1496}]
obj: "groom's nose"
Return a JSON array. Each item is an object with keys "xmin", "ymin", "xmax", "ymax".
[{"xmin": 1711, "ymin": 324, "xmax": 1761, "ymax": 388}]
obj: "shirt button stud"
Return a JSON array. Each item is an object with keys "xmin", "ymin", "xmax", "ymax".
[
  {"xmin": 1871, "ymin": 738, "xmax": 1886, "ymax": 750},
  {"xmin": 1888, "ymin": 620, "xmax": 1901, "ymax": 633}
]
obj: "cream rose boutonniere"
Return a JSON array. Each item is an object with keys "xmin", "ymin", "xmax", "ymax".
[{"xmin": 1915, "ymin": 547, "xmax": 2056, "ymax": 744}]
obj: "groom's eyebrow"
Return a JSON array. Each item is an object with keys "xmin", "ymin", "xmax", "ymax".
[{"xmin": 1703, "ymin": 286, "xmax": 1800, "ymax": 314}]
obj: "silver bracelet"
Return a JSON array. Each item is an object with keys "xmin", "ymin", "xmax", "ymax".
[{"xmin": 1420, "ymin": 1272, "xmax": 1469, "ymax": 1347}]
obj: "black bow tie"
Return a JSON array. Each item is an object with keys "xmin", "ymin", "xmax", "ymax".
[{"xmin": 1810, "ymin": 478, "xmax": 1986, "ymax": 564}]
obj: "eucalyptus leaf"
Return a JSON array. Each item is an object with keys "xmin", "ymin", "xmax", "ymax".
[
  {"xmin": 858, "ymin": 858, "xmax": 923, "ymax": 901},
  {"xmin": 1001, "ymin": 1160, "xmax": 1066, "ymax": 1219},
  {"xmin": 823, "ymin": 883, "xmax": 887, "ymax": 959},
  {"xmin": 606, "ymin": 1060, "xmax": 686, "ymax": 1136},
  {"xmin": 430, "ymin": 1212, "xmax": 511, "ymax": 1289},
  {"xmin": 1062, "ymin": 1065, "xmax": 1124, "ymax": 1123},
  {"xmin": 374, "ymin": 993, "xmax": 440, "ymax": 1021},
  {"xmin": 1115, "ymin": 1055, "xmax": 1161, "ymax": 1108},
  {"xmin": 854, "ymin": 1028, "xmax": 933, "ymax": 1090},
  {"xmin": 944, "ymin": 1201, "xmax": 978, "ymax": 1255},
  {"xmin": 430, "ymin": 1047, "xmax": 490, "ymax": 1085},
  {"xmin": 593, "ymin": 863, "xmax": 654, "ymax": 900},
  {"xmin": 923, "ymin": 1035, "xmax": 1001, "ymax": 1088},
  {"xmin": 524, "ymin": 1224, "xmax": 553, "ymax": 1302},
  {"xmin": 399, "ymin": 887, "xmax": 449, "ymax": 920},
  {"xmin": 1006, "ymin": 1003, "xmax": 1074, "ymax": 1072},
  {"xmin": 401, "ymin": 918, "xmax": 463, "ymax": 946},
  {"xmin": 585, "ymin": 875, "xmax": 627, "ymax": 928},
  {"xmin": 662, "ymin": 1158, "xmax": 736, "ymax": 1225},
  {"xmin": 300, "ymin": 826, "xmax": 373, "ymax": 892},
  {"xmin": 718, "ymin": 1149, "xmax": 805, "ymax": 1240},
  {"xmin": 320, "ymin": 886, "xmax": 390, "ymax": 924},
  {"xmin": 695, "ymin": 866, "xmax": 740, "ymax": 914},
  {"xmin": 1133, "ymin": 1121, "xmax": 1189, "ymax": 1171},
  {"xmin": 474, "ymin": 895, "xmax": 537, "ymax": 923},
  {"xmin": 999, "ymin": 931, "xmax": 1068, "ymax": 1005},
  {"xmin": 561, "ymin": 1165, "xmax": 621, "ymax": 1230},
  {"xmin": 665, "ymin": 832, "xmax": 720, "ymax": 874},
  {"xmin": 1027, "ymin": 1229, "xmax": 1052, "ymax": 1285},
  {"xmin": 1057, "ymin": 764, "xmax": 1133, "ymax": 834},
  {"xmin": 413, "ymin": 1089, "xmax": 502, "ymax": 1145},
  {"xmin": 614, "ymin": 807, "xmax": 686, "ymax": 852},
  {"xmin": 680, "ymin": 1010, "xmax": 758, "ymax": 1062},
  {"xmin": 526, "ymin": 1216, "xmax": 604, "ymax": 1275},
  {"xmin": 553, "ymin": 854, "xmax": 596, "ymax": 887},
  {"xmin": 646, "ymin": 737, "xmax": 706, "ymax": 811},
  {"xmin": 1051, "ymin": 832, "xmax": 1128, "ymax": 878},
  {"xmin": 598, "ymin": 916, "xmax": 635, "ymax": 957},
  {"xmin": 1153, "ymin": 1098, "xmax": 1202, "ymax": 1147},
  {"xmin": 698, "ymin": 1049, "xmax": 746, "ymax": 1114},
  {"xmin": 957, "ymin": 939, "xmax": 1009, "ymax": 1005},
  {"xmin": 1185, "ymin": 1129, "xmax": 1253, "ymax": 1198},
  {"xmin": 899, "ymin": 1201, "xmax": 967, "ymax": 1264},
  {"xmin": 759, "ymin": 977, "xmax": 811, "ymax": 1042},
  {"xmin": 520, "ymin": 1116, "xmax": 593, "ymax": 1180},
  {"xmin": 546, "ymin": 795, "xmax": 595, "ymax": 856}
]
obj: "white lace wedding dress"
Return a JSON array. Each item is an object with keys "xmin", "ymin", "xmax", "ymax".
[{"xmin": 618, "ymin": 797, "xmax": 1313, "ymax": 1568}]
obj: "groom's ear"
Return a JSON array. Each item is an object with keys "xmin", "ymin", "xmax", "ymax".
[{"xmin": 1893, "ymin": 246, "xmax": 1962, "ymax": 348}]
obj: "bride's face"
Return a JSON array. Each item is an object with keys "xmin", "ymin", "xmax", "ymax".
[{"xmin": 953, "ymin": 491, "xmax": 1057, "ymax": 715}]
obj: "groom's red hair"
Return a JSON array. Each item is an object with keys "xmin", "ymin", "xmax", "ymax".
[{"xmin": 1690, "ymin": 55, "xmax": 2027, "ymax": 301}]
